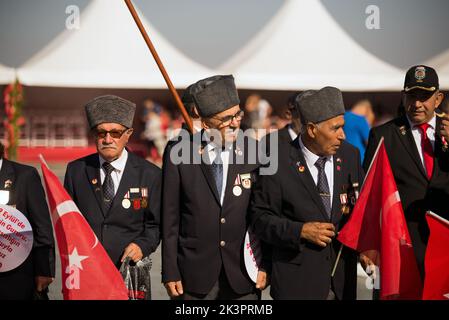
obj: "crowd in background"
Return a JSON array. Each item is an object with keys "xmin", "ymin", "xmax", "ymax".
[{"xmin": 139, "ymin": 92, "xmax": 394, "ymax": 166}]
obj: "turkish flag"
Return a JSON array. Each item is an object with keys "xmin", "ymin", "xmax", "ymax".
[
  {"xmin": 40, "ymin": 157, "xmax": 128, "ymax": 300},
  {"xmin": 337, "ymin": 138, "xmax": 422, "ymax": 299},
  {"xmin": 423, "ymin": 211, "xmax": 449, "ymax": 300}
]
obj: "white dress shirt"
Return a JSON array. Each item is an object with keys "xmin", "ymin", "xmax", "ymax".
[
  {"xmin": 298, "ymin": 136, "xmax": 334, "ymax": 206},
  {"xmin": 205, "ymin": 142, "xmax": 231, "ymax": 205},
  {"xmin": 407, "ymin": 115, "xmax": 436, "ymax": 168},
  {"xmin": 99, "ymin": 149, "xmax": 128, "ymax": 195},
  {"xmin": 288, "ymin": 125, "xmax": 299, "ymax": 141}
]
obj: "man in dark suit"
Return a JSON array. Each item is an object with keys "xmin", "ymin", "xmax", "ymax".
[
  {"xmin": 250, "ymin": 87, "xmax": 363, "ymax": 300},
  {"xmin": 162, "ymin": 75, "xmax": 267, "ymax": 300},
  {"xmin": 0, "ymin": 143, "xmax": 55, "ymax": 300},
  {"xmin": 363, "ymin": 65, "xmax": 448, "ymax": 279},
  {"xmin": 64, "ymin": 95, "xmax": 161, "ymax": 268}
]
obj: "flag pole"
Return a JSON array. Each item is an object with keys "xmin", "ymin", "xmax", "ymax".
[{"xmin": 123, "ymin": 0, "xmax": 194, "ymax": 133}]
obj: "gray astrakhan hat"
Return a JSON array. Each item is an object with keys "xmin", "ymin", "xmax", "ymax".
[
  {"xmin": 191, "ymin": 75, "xmax": 240, "ymax": 118},
  {"xmin": 85, "ymin": 95, "xmax": 136, "ymax": 129},
  {"xmin": 295, "ymin": 86, "xmax": 345, "ymax": 124}
]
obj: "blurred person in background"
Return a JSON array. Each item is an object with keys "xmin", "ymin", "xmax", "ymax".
[
  {"xmin": 343, "ymin": 99, "xmax": 374, "ymax": 163},
  {"xmin": 141, "ymin": 98, "xmax": 165, "ymax": 162}
]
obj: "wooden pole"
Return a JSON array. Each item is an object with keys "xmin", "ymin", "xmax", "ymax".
[{"xmin": 124, "ymin": 0, "xmax": 193, "ymax": 133}]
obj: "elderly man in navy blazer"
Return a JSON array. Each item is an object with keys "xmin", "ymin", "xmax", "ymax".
[{"xmin": 64, "ymin": 95, "xmax": 161, "ymax": 268}]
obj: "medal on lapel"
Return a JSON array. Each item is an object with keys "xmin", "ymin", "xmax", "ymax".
[
  {"xmin": 141, "ymin": 188, "xmax": 148, "ymax": 208},
  {"xmin": 340, "ymin": 192, "xmax": 350, "ymax": 215},
  {"xmin": 399, "ymin": 125, "xmax": 407, "ymax": 136},
  {"xmin": 240, "ymin": 173, "xmax": 252, "ymax": 189},
  {"xmin": 336, "ymin": 157, "xmax": 342, "ymax": 171},
  {"xmin": 4, "ymin": 179, "xmax": 12, "ymax": 189},
  {"xmin": 129, "ymin": 188, "xmax": 142, "ymax": 210},
  {"xmin": 133, "ymin": 199, "xmax": 141, "ymax": 210},
  {"xmin": 0, "ymin": 179, "xmax": 12, "ymax": 205},
  {"xmin": 0, "ymin": 190, "xmax": 9, "ymax": 205},
  {"xmin": 122, "ymin": 191, "xmax": 131, "ymax": 209},
  {"xmin": 233, "ymin": 174, "xmax": 242, "ymax": 197}
]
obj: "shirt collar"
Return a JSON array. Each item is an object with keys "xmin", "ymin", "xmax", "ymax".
[
  {"xmin": 288, "ymin": 124, "xmax": 298, "ymax": 141},
  {"xmin": 99, "ymin": 148, "xmax": 128, "ymax": 173},
  {"xmin": 298, "ymin": 135, "xmax": 331, "ymax": 168},
  {"xmin": 406, "ymin": 114, "xmax": 436, "ymax": 130},
  {"xmin": 0, "ymin": 158, "xmax": 2, "ymax": 171}
]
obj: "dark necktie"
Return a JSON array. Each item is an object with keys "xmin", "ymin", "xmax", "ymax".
[
  {"xmin": 211, "ymin": 148, "xmax": 223, "ymax": 200},
  {"xmin": 102, "ymin": 162, "xmax": 115, "ymax": 210},
  {"xmin": 416, "ymin": 123, "xmax": 434, "ymax": 179},
  {"xmin": 315, "ymin": 157, "xmax": 331, "ymax": 218}
]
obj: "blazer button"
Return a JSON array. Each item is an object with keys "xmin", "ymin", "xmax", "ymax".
[
  {"xmin": 220, "ymin": 218, "xmax": 226, "ymax": 224},
  {"xmin": 220, "ymin": 241, "xmax": 226, "ymax": 247}
]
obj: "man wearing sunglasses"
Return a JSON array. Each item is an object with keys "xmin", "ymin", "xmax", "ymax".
[
  {"xmin": 64, "ymin": 95, "xmax": 161, "ymax": 270},
  {"xmin": 162, "ymin": 75, "xmax": 268, "ymax": 300}
]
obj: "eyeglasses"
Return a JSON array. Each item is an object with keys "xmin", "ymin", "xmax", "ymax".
[
  {"xmin": 212, "ymin": 110, "xmax": 244, "ymax": 127},
  {"xmin": 94, "ymin": 128, "xmax": 128, "ymax": 139}
]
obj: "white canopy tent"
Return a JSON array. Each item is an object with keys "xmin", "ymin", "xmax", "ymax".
[
  {"xmin": 2, "ymin": 0, "xmax": 448, "ymax": 91},
  {"xmin": 0, "ymin": 64, "xmax": 15, "ymax": 85}
]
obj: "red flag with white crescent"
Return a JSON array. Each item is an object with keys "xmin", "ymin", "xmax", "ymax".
[
  {"xmin": 337, "ymin": 138, "xmax": 422, "ymax": 299},
  {"xmin": 40, "ymin": 157, "xmax": 128, "ymax": 300},
  {"xmin": 423, "ymin": 211, "xmax": 449, "ymax": 300}
]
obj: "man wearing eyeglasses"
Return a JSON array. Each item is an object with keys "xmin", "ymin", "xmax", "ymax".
[
  {"xmin": 162, "ymin": 75, "xmax": 268, "ymax": 300},
  {"xmin": 64, "ymin": 95, "xmax": 161, "ymax": 269}
]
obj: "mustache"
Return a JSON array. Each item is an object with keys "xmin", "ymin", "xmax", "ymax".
[{"xmin": 100, "ymin": 144, "xmax": 117, "ymax": 150}]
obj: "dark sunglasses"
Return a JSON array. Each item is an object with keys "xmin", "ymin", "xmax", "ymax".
[
  {"xmin": 94, "ymin": 128, "xmax": 128, "ymax": 139},
  {"xmin": 211, "ymin": 110, "xmax": 244, "ymax": 126}
]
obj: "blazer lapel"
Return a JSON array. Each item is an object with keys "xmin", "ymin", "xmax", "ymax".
[
  {"xmin": 394, "ymin": 117, "xmax": 428, "ymax": 179},
  {"xmin": 85, "ymin": 156, "xmax": 106, "ymax": 217},
  {"xmin": 289, "ymin": 138, "xmax": 329, "ymax": 220}
]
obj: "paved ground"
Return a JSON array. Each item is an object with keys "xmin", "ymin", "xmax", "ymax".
[{"xmin": 33, "ymin": 162, "xmax": 373, "ymax": 300}]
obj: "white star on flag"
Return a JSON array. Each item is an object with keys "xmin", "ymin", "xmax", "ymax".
[{"xmin": 68, "ymin": 247, "xmax": 89, "ymax": 270}]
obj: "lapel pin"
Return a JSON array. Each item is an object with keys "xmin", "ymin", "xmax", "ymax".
[
  {"xmin": 4, "ymin": 179, "xmax": 12, "ymax": 189},
  {"xmin": 92, "ymin": 178, "xmax": 98, "ymax": 185},
  {"xmin": 336, "ymin": 158, "xmax": 342, "ymax": 163},
  {"xmin": 337, "ymin": 165, "xmax": 341, "ymax": 171},
  {"xmin": 399, "ymin": 126, "xmax": 406, "ymax": 136},
  {"xmin": 298, "ymin": 165, "xmax": 305, "ymax": 173}
]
